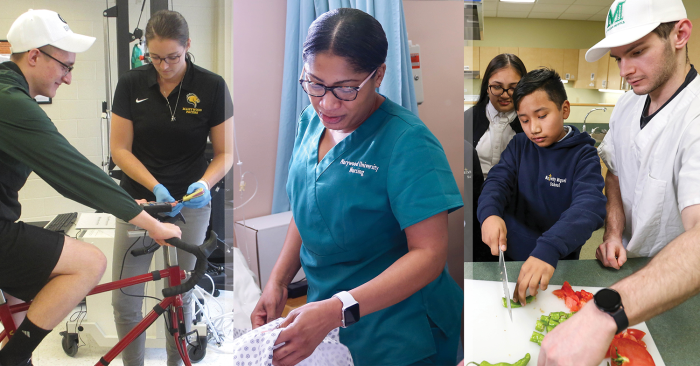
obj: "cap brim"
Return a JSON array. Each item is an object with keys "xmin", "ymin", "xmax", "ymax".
[
  {"xmin": 51, "ymin": 32, "xmax": 96, "ymax": 53},
  {"xmin": 585, "ymin": 22, "xmax": 660, "ymax": 62}
]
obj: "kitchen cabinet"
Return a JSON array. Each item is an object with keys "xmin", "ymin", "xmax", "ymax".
[
  {"xmin": 464, "ymin": 46, "xmax": 479, "ymax": 72},
  {"xmin": 499, "ymin": 47, "xmax": 519, "ymax": 56},
  {"xmin": 562, "ymin": 49, "xmax": 578, "ymax": 80},
  {"xmin": 540, "ymin": 48, "xmax": 564, "ymax": 76},
  {"xmin": 606, "ymin": 58, "xmax": 625, "ymax": 90},
  {"xmin": 574, "ymin": 49, "xmax": 609, "ymax": 89},
  {"xmin": 518, "ymin": 47, "xmax": 542, "ymax": 71},
  {"xmin": 479, "ymin": 46, "xmax": 500, "ymax": 79}
]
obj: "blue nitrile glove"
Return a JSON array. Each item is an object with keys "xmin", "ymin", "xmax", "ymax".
[
  {"xmin": 182, "ymin": 181, "xmax": 211, "ymax": 209},
  {"xmin": 153, "ymin": 184, "xmax": 182, "ymax": 217}
]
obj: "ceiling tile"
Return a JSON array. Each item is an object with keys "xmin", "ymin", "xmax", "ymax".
[
  {"xmin": 566, "ymin": 4, "xmax": 607, "ymax": 15},
  {"xmin": 588, "ymin": 12, "xmax": 607, "ymax": 21},
  {"xmin": 528, "ymin": 12, "xmax": 563, "ymax": 19},
  {"xmin": 532, "ymin": 3, "xmax": 570, "ymax": 12},
  {"xmin": 497, "ymin": 11, "xmax": 530, "ymax": 18},
  {"xmin": 558, "ymin": 12, "xmax": 595, "ymax": 20},
  {"xmin": 483, "ymin": 2, "xmax": 498, "ymax": 11},
  {"xmin": 497, "ymin": 2, "xmax": 535, "ymax": 12},
  {"xmin": 574, "ymin": 0, "xmax": 614, "ymax": 6},
  {"xmin": 535, "ymin": 0, "xmax": 576, "ymax": 4}
]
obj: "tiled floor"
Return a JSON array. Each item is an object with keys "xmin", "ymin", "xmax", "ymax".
[{"xmin": 9, "ymin": 291, "xmax": 233, "ymax": 366}]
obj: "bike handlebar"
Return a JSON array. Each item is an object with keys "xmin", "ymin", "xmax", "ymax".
[{"xmin": 161, "ymin": 230, "xmax": 218, "ymax": 298}]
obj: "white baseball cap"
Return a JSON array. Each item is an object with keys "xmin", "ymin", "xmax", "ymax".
[
  {"xmin": 6, "ymin": 9, "xmax": 96, "ymax": 54},
  {"xmin": 585, "ymin": 0, "xmax": 687, "ymax": 62}
]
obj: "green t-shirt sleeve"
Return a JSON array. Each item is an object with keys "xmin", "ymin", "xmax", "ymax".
[{"xmin": 0, "ymin": 96, "xmax": 142, "ymax": 221}]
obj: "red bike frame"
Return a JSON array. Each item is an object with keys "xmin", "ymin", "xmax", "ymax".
[{"xmin": 0, "ymin": 263, "xmax": 194, "ymax": 366}]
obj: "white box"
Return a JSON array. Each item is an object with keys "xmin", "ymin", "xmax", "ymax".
[{"xmin": 234, "ymin": 211, "xmax": 305, "ymax": 289}]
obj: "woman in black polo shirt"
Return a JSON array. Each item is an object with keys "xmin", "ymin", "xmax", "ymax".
[{"xmin": 109, "ymin": 10, "xmax": 232, "ymax": 366}]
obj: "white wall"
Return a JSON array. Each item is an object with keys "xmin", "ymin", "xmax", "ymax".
[{"xmin": 0, "ymin": 0, "xmax": 228, "ymax": 222}]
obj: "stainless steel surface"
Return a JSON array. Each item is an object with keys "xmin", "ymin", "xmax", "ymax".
[
  {"xmin": 583, "ymin": 107, "xmax": 608, "ymax": 132},
  {"xmin": 499, "ymin": 248, "xmax": 512, "ymax": 322}
]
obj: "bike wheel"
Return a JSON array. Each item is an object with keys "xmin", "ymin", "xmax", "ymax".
[{"xmin": 187, "ymin": 342, "xmax": 207, "ymax": 363}]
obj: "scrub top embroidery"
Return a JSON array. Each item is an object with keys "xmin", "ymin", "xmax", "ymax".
[{"xmin": 286, "ymin": 97, "xmax": 463, "ymax": 365}]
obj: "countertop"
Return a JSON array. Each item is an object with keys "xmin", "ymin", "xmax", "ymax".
[{"xmin": 466, "ymin": 258, "xmax": 700, "ymax": 365}]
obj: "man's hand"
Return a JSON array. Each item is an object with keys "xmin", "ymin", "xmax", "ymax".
[
  {"xmin": 513, "ymin": 256, "xmax": 554, "ymax": 306},
  {"xmin": 482, "ymin": 215, "xmax": 507, "ymax": 256},
  {"xmin": 596, "ymin": 237, "xmax": 627, "ymax": 269},
  {"xmin": 272, "ymin": 298, "xmax": 343, "ymax": 366},
  {"xmin": 538, "ymin": 301, "xmax": 617, "ymax": 366}
]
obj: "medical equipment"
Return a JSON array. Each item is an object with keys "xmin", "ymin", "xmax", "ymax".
[{"xmin": 409, "ymin": 41, "xmax": 424, "ymax": 105}]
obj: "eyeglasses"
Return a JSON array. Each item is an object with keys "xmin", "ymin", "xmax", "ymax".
[
  {"xmin": 146, "ymin": 53, "xmax": 182, "ymax": 65},
  {"xmin": 299, "ymin": 68, "xmax": 377, "ymax": 101},
  {"xmin": 39, "ymin": 49, "xmax": 73, "ymax": 77},
  {"xmin": 488, "ymin": 85, "xmax": 516, "ymax": 97}
]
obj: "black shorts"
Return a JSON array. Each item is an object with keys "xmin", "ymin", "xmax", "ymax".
[{"xmin": 0, "ymin": 220, "xmax": 64, "ymax": 302}]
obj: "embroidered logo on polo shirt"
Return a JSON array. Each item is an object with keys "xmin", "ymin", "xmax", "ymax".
[
  {"xmin": 545, "ymin": 173, "xmax": 567, "ymax": 188},
  {"xmin": 183, "ymin": 93, "xmax": 203, "ymax": 115},
  {"xmin": 340, "ymin": 159, "xmax": 379, "ymax": 177}
]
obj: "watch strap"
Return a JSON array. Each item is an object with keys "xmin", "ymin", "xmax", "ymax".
[{"xmin": 609, "ymin": 305, "xmax": 629, "ymax": 334}]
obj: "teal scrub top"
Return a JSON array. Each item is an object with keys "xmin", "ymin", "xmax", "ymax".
[{"xmin": 286, "ymin": 97, "xmax": 464, "ymax": 366}]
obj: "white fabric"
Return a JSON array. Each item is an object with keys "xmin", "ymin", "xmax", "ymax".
[
  {"xmin": 557, "ymin": 126, "xmax": 573, "ymax": 142},
  {"xmin": 7, "ymin": 9, "xmax": 95, "ymax": 53},
  {"xmin": 233, "ymin": 318, "xmax": 354, "ymax": 366},
  {"xmin": 475, "ymin": 101, "xmax": 517, "ymax": 176},
  {"xmin": 598, "ymin": 76, "xmax": 700, "ymax": 257},
  {"xmin": 233, "ymin": 247, "xmax": 261, "ymax": 331},
  {"xmin": 586, "ymin": 0, "xmax": 687, "ymax": 62}
]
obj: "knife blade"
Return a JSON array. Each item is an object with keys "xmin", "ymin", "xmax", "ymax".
[{"xmin": 499, "ymin": 247, "xmax": 512, "ymax": 322}]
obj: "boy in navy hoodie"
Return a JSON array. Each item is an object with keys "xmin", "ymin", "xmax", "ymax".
[{"xmin": 477, "ymin": 68, "xmax": 606, "ymax": 305}]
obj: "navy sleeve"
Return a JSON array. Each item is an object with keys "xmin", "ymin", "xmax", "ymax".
[
  {"xmin": 530, "ymin": 145, "xmax": 607, "ymax": 268},
  {"xmin": 111, "ymin": 72, "xmax": 133, "ymax": 120},
  {"xmin": 476, "ymin": 137, "xmax": 519, "ymax": 224}
]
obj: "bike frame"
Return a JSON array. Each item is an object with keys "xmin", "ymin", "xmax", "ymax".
[{"xmin": 0, "ymin": 255, "xmax": 194, "ymax": 366}]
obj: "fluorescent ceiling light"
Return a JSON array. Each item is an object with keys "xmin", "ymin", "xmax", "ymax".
[
  {"xmin": 500, "ymin": 0, "xmax": 536, "ymax": 3},
  {"xmin": 598, "ymin": 89, "xmax": 626, "ymax": 94}
]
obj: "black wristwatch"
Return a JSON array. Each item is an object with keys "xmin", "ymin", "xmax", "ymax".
[
  {"xmin": 594, "ymin": 288, "xmax": 628, "ymax": 334},
  {"xmin": 333, "ymin": 291, "xmax": 360, "ymax": 328}
]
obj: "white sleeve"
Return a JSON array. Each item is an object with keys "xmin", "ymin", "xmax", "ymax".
[
  {"xmin": 598, "ymin": 119, "xmax": 616, "ymax": 176},
  {"xmin": 676, "ymin": 115, "xmax": 700, "ymax": 212}
]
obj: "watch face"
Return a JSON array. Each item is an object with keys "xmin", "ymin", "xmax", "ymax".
[
  {"xmin": 344, "ymin": 303, "xmax": 360, "ymax": 326},
  {"xmin": 595, "ymin": 288, "xmax": 621, "ymax": 311}
]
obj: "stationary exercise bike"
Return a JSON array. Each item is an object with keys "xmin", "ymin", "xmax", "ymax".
[{"xmin": 0, "ymin": 201, "xmax": 218, "ymax": 366}]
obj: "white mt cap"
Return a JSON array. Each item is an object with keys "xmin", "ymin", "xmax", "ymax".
[
  {"xmin": 6, "ymin": 9, "xmax": 96, "ymax": 54},
  {"xmin": 585, "ymin": 0, "xmax": 687, "ymax": 62}
]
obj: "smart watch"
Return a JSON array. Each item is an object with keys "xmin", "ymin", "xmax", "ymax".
[
  {"xmin": 332, "ymin": 291, "xmax": 360, "ymax": 328},
  {"xmin": 594, "ymin": 288, "xmax": 628, "ymax": 334}
]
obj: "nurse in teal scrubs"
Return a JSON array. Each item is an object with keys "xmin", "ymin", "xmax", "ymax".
[{"xmin": 251, "ymin": 8, "xmax": 464, "ymax": 366}]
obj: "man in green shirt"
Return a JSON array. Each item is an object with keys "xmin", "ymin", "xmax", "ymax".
[{"xmin": 0, "ymin": 10, "xmax": 181, "ymax": 366}]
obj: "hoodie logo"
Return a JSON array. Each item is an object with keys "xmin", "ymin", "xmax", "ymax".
[{"xmin": 545, "ymin": 174, "xmax": 567, "ymax": 188}]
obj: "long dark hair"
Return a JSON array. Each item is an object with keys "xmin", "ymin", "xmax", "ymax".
[
  {"xmin": 302, "ymin": 8, "xmax": 387, "ymax": 74},
  {"xmin": 476, "ymin": 54, "xmax": 527, "ymax": 109},
  {"xmin": 145, "ymin": 10, "xmax": 194, "ymax": 62}
]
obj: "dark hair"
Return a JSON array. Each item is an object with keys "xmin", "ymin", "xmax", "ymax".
[
  {"xmin": 145, "ymin": 10, "xmax": 193, "ymax": 61},
  {"xmin": 476, "ymin": 53, "xmax": 527, "ymax": 109},
  {"xmin": 302, "ymin": 8, "xmax": 387, "ymax": 74},
  {"xmin": 512, "ymin": 68, "xmax": 568, "ymax": 111},
  {"xmin": 650, "ymin": 21, "xmax": 689, "ymax": 64}
]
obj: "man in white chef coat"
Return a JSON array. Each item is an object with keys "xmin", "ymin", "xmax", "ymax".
[{"xmin": 538, "ymin": 0, "xmax": 700, "ymax": 365}]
